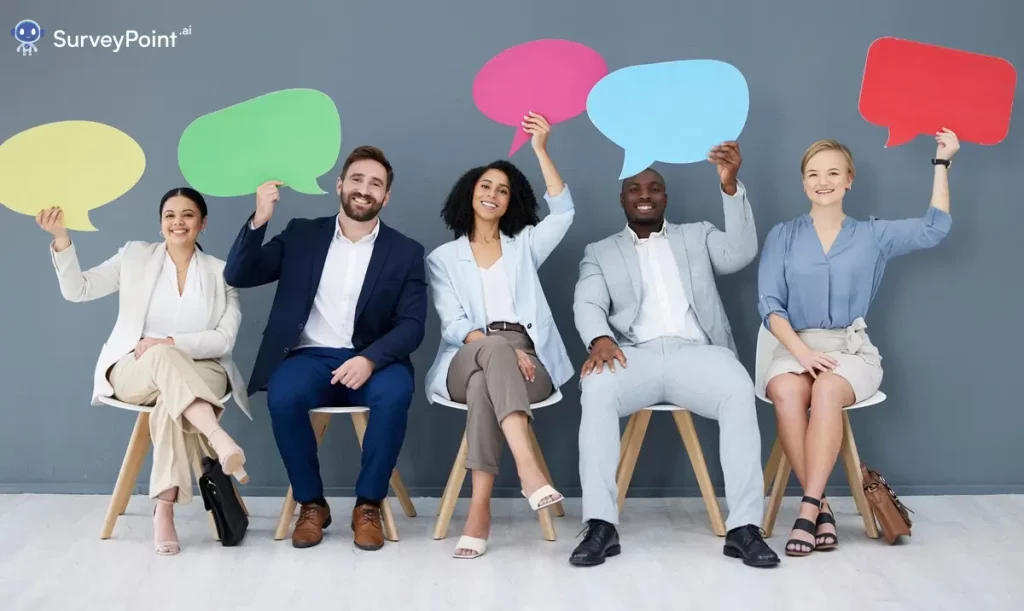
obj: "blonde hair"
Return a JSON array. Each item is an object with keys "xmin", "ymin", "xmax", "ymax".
[{"xmin": 800, "ymin": 139, "xmax": 856, "ymax": 179}]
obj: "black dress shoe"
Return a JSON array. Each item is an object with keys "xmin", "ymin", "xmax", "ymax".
[
  {"xmin": 723, "ymin": 524, "xmax": 780, "ymax": 568},
  {"xmin": 569, "ymin": 519, "xmax": 621, "ymax": 567}
]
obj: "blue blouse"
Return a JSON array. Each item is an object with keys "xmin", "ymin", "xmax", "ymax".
[{"xmin": 757, "ymin": 205, "xmax": 952, "ymax": 331}]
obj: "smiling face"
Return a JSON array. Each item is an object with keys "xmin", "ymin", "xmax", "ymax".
[
  {"xmin": 472, "ymin": 168, "xmax": 511, "ymax": 224},
  {"xmin": 802, "ymin": 149, "xmax": 853, "ymax": 207},
  {"xmin": 621, "ymin": 169, "xmax": 667, "ymax": 227},
  {"xmin": 160, "ymin": 195, "xmax": 205, "ymax": 246},
  {"xmin": 337, "ymin": 158, "xmax": 390, "ymax": 222}
]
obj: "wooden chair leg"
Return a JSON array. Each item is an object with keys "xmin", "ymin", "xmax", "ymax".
[
  {"xmin": 616, "ymin": 415, "xmax": 637, "ymax": 480},
  {"xmin": 672, "ymin": 410, "xmax": 727, "ymax": 537},
  {"xmin": 840, "ymin": 412, "xmax": 879, "ymax": 539},
  {"xmin": 275, "ymin": 486, "xmax": 297, "ymax": 541},
  {"xmin": 528, "ymin": 426, "xmax": 564, "ymax": 517},
  {"xmin": 616, "ymin": 410, "xmax": 652, "ymax": 513},
  {"xmin": 390, "ymin": 470, "xmax": 417, "ymax": 518},
  {"xmin": 764, "ymin": 437, "xmax": 783, "ymax": 495},
  {"xmin": 433, "ymin": 429, "xmax": 469, "ymax": 540},
  {"xmin": 762, "ymin": 451, "xmax": 791, "ymax": 537},
  {"xmin": 349, "ymin": 411, "xmax": 400, "ymax": 541},
  {"xmin": 101, "ymin": 412, "xmax": 151, "ymax": 539},
  {"xmin": 538, "ymin": 506, "xmax": 557, "ymax": 541},
  {"xmin": 275, "ymin": 412, "xmax": 333, "ymax": 541}
]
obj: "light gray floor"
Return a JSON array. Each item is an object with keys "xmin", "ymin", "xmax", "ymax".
[{"xmin": 0, "ymin": 493, "xmax": 1021, "ymax": 610}]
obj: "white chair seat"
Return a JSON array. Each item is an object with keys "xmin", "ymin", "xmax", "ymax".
[
  {"xmin": 644, "ymin": 404, "xmax": 688, "ymax": 412},
  {"xmin": 430, "ymin": 389, "xmax": 563, "ymax": 412},
  {"xmin": 98, "ymin": 393, "xmax": 233, "ymax": 413},
  {"xmin": 756, "ymin": 390, "xmax": 886, "ymax": 411},
  {"xmin": 310, "ymin": 405, "xmax": 369, "ymax": 414}
]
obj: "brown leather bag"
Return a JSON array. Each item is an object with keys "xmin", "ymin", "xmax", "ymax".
[{"xmin": 861, "ymin": 464, "xmax": 914, "ymax": 544}]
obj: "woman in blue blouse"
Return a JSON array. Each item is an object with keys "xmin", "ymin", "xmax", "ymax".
[{"xmin": 757, "ymin": 129, "xmax": 960, "ymax": 556}]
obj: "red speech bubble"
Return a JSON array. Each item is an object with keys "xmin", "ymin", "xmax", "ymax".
[
  {"xmin": 473, "ymin": 39, "xmax": 608, "ymax": 156},
  {"xmin": 859, "ymin": 37, "xmax": 1017, "ymax": 148}
]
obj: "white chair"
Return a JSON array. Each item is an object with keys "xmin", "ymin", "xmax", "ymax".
[
  {"xmin": 431, "ymin": 390, "xmax": 565, "ymax": 542},
  {"xmin": 97, "ymin": 393, "xmax": 243, "ymax": 541},
  {"xmin": 273, "ymin": 406, "xmax": 417, "ymax": 542},
  {"xmin": 754, "ymin": 324, "xmax": 881, "ymax": 538},
  {"xmin": 615, "ymin": 405, "xmax": 727, "ymax": 536}
]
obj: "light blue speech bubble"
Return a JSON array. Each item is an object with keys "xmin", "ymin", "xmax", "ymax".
[{"xmin": 586, "ymin": 60, "xmax": 750, "ymax": 179}]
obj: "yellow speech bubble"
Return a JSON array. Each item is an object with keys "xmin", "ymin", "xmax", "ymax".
[{"xmin": 0, "ymin": 121, "xmax": 146, "ymax": 231}]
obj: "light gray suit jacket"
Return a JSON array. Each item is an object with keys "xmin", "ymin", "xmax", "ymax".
[{"xmin": 573, "ymin": 181, "xmax": 758, "ymax": 356}]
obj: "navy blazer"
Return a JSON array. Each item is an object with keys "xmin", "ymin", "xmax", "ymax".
[{"xmin": 224, "ymin": 214, "xmax": 427, "ymax": 396}]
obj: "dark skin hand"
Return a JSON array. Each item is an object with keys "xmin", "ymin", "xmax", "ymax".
[{"xmin": 580, "ymin": 336, "xmax": 627, "ymax": 377}]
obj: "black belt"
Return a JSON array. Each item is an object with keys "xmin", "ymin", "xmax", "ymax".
[{"xmin": 488, "ymin": 321, "xmax": 527, "ymax": 334}]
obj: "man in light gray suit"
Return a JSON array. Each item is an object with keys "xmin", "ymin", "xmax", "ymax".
[{"xmin": 570, "ymin": 142, "xmax": 779, "ymax": 568}]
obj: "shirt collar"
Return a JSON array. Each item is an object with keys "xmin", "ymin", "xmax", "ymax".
[
  {"xmin": 626, "ymin": 220, "xmax": 667, "ymax": 244},
  {"xmin": 335, "ymin": 215, "xmax": 380, "ymax": 245}
]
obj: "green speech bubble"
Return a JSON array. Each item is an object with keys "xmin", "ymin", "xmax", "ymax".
[{"xmin": 178, "ymin": 88, "xmax": 341, "ymax": 197}]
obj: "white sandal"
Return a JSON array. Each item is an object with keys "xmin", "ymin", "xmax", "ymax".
[
  {"xmin": 522, "ymin": 484, "xmax": 563, "ymax": 511},
  {"xmin": 452, "ymin": 535, "xmax": 487, "ymax": 559}
]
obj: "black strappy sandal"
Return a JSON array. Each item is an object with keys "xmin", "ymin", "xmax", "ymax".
[
  {"xmin": 785, "ymin": 495, "xmax": 821, "ymax": 557},
  {"xmin": 815, "ymin": 496, "xmax": 839, "ymax": 551}
]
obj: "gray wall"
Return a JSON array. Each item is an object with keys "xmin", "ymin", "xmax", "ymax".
[{"xmin": 2, "ymin": 0, "xmax": 1021, "ymax": 498}]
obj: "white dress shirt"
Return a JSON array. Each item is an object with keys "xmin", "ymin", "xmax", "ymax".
[
  {"xmin": 628, "ymin": 223, "xmax": 709, "ymax": 345},
  {"xmin": 479, "ymin": 256, "xmax": 519, "ymax": 324},
  {"xmin": 142, "ymin": 253, "xmax": 210, "ymax": 339},
  {"xmin": 295, "ymin": 217, "xmax": 379, "ymax": 350}
]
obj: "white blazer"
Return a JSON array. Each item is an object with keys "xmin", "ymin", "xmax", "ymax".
[
  {"xmin": 424, "ymin": 184, "xmax": 576, "ymax": 401},
  {"xmin": 49, "ymin": 240, "xmax": 251, "ymax": 418}
]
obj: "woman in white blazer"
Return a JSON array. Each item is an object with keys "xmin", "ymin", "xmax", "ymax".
[
  {"xmin": 36, "ymin": 188, "xmax": 251, "ymax": 556},
  {"xmin": 425, "ymin": 112, "xmax": 575, "ymax": 558}
]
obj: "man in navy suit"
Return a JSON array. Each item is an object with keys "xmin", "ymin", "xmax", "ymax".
[{"xmin": 224, "ymin": 146, "xmax": 426, "ymax": 551}]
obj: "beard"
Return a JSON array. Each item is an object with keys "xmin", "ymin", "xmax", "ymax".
[{"xmin": 341, "ymin": 190, "xmax": 383, "ymax": 222}]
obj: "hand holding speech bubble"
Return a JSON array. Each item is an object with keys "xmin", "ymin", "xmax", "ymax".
[
  {"xmin": 586, "ymin": 60, "xmax": 749, "ymax": 179},
  {"xmin": 859, "ymin": 37, "xmax": 1017, "ymax": 148},
  {"xmin": 0, "ymin": 121, "xmax": 145, "ymax": 231},
  {"xmin": 473, "ymin": 39, "xmax": 608, "ymax": 157},
  {"xmin": 178, "ymin": 88, "xmax": 341, "ymax": 197}
]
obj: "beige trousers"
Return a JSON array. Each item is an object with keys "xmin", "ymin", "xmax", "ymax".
[
  {"xmin": 108, "ymin": 344, "xmax": 228, "ymax": 505},
  {"xmin": 446, "ymin": 331, "xmax": 552, "ymax": 474}
]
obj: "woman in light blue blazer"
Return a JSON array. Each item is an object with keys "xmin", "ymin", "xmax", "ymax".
[{"xmin": 425, "ymin": 112, "xmax": 574, "ymax": 558}]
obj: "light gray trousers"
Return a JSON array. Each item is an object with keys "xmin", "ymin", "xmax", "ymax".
[{"xmin": 578, "ymin": 338, "xmax": 764, "ymax": 531}]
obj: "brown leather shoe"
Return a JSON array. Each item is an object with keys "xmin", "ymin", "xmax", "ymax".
[
  {"xmin": 351, "ymin": 504, "xmax": 385, "ymax": 550},
  {"xmin": 292, "ymin": 502, "xmax": 331, "ymax": 548}
]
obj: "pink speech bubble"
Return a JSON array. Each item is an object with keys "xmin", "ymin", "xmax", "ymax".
[{"xmin": 473, "ymin": 39, "xmax": 608, "ymax": 156}]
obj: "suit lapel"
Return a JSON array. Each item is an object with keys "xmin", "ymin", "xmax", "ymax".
[
  {"xmin": 307, "ymin": 217, "xmax": 336, "ymax": 311},
  {"xmin": 614, "ymin": 230, "xmax": 642, "ymax": 303},
  {"xmin": 354, "ymin": 222, "xmax": 391, "ymax": 324},
  {"xmin": 455, "ymin": 236, "xmax": 486, "ymax": 326},
  {"xmin": 666, "ymin": 225, "xmax": 696, "ymax": 306}
]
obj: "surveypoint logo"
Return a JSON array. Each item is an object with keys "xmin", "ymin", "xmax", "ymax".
[
  {"xmin": 12, "ymin": 21, "xmax": 192, "ymax": 56},
  {"xmin": 12, "ymin": 19, "xmax": 44, "ymax": 56}
]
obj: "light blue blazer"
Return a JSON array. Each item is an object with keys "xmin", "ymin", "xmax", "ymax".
[{"xmin": 424, "ymin": 184, "xmax": 576, "ymax": 402}]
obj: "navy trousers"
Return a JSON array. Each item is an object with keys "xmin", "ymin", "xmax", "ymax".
[{"xmin": 266, "ymin": 347, "xmax": 414, "ymax": 503}]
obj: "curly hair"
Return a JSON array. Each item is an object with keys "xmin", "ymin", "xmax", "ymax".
[{"xmin": 440, "ymin": 160, "xmax": 540, "ymax": 240}]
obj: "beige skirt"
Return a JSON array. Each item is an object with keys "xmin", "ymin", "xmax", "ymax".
[{"xmin": 764, "ymin": 317, "xmax": 883, "ymax": 403}]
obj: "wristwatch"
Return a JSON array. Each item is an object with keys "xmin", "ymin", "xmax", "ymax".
[{"xmin": 931, "ymin": 158, "xmax": 951, "ymax": 168}]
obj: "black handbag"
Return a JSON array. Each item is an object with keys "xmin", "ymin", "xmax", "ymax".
[{"xmin": 199, "ymin": 456, "xmax": 249, "ymax": 546}]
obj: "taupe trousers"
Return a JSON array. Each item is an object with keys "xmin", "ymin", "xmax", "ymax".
[
  {"xmin": 446, "ymin": 330, "xmax": 553, "ymax": 474},
  {"xmin": 108, "ymin": 344, "xmax": 228, "ymax": 505}
]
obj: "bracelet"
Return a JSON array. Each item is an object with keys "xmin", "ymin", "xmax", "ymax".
[{"xmin": 931, "ymin": 158, "xmax": 951, "ymax": 168}]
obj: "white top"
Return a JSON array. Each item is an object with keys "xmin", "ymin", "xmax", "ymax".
[
  {"xmin": 295, "ymin": 216, "xmax": 380, "ymax": 350},
  {"xmin": 628, "ymin": 223, "xmax": 709, "ymax": 345},
  {"xmin": 479, "ymin": 256, "xmax": 519, "ymax": 324},
  {"xmin": 142, "ymin": 253, "xmax": 210, "ymax": 339}
]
